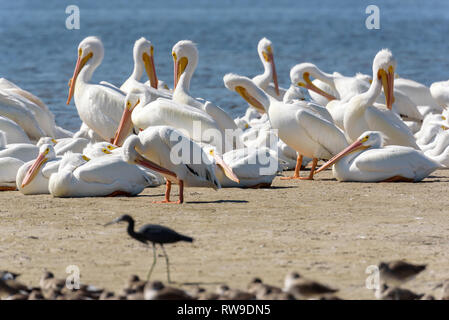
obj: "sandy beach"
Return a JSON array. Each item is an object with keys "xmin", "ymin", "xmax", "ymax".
[{"xmin": 1, "ymin": 168, "xmax": 449, "ymax": 299}]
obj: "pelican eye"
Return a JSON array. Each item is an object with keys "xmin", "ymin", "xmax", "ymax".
[
  {"xmin": 442, "ymin": 116, "xmax": 446, "ymax": 121},
  {"xmin": 172, "ymin": 52, "xmax": 177, "ymax": 59},
  {"xmin": 442, "ymin": 126, "xmax": 448, "ymax": 131},
  {"xmin": 78, "ymin": 48, "xmax": 82, "ymax": 56},
  {"xmin": 297, "ymin": 82, "xmax": 306, "ymax": 87},
  {"xmin": 102, "ymin": 148, "xmax": 111, "ymax": 154}
]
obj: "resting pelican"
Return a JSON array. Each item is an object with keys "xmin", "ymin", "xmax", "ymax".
[
  {"xmin": 395, "ymin": 77, "xmax": 441, "ymax": 110},
  {"xmin": 66, "ymin": 36, "xmax": 126, "ymax": 142},
  {"xmin": 0, "ymin": 131, "xmax": 26, "ymax": 190},
  {"xmin": 316, "ymin": 131, "xmax": 440, "ymax": 182},
  {"xmin": 0, "ymin": 115, "xmax": 31, "ymax": 144},
  {"xmin": 49, "ymin": 151, "xmax": 158, "ymax": 198},
  {"xmin": 120, "ymin": 37, "xmax": 171, "ymax": 101},
  {"xmin": 224, "ymin": 73, "xmax": 348, "ymax": 180},
  {"xmin": 121, "ymin": 126, "xmax": 238, "ymax": 203},
  {"xmin": 113, "ymin": 88, "xmax": 231, "ymax": 153},
  {"xmin": 430, "ymin": 80, "xmax": 449, "ymax": 109},
  {"xmin": 342, "ymin": 49, "xmax": 419, "ymax": 149},
  {"xmin": 17, "ymin": 144, "xmax": 61, "ymax": 195},
  {"xmin": 171, "ymin": 40, "xmax": 238, "ymax": 134},
  {"xmin": 252, "ymin": 37, "xmax": 283, "ymax": 100},
  {"xmin": 0, "ymin": 131, "xmax": 39, "ymax": 162},
  {"xmin": 204, "ymin": 145, "xmax": 281, "ymax": 188}
]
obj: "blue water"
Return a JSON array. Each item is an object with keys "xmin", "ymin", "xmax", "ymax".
[{"xmin": 0, "ymin": 0, "xmax": 448, "ymax": 131}]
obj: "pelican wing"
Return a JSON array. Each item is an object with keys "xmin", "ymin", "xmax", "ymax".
[
  {"xmin": 355, "ymin": 147, "xmax": 440, "ymax": 179},
  {"xmin": 158, "ymin": 126, "xmax": 220, "ymax": 189},
  {"xmin": 296, "ymin": 109, "xmax": 348, "ymax": 157},
  {"xmin": 41, "ymin": 160, "xmax": 61, "ymax": 179},
  {"xmin": 364, "ymin": 106, "xmax": 419, "ymax": 149}
]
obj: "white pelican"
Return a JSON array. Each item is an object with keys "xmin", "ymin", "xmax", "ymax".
[
  {"xmin": 37, "ymin": 136, "xmax": 89, "ymax": 156},
  {"xmin": 204, "ymin": 145, "xmax": 281, "ymax": 188},
  {"xmin": 0, "ymin": 88, "xmax": 47, "ymax": 141},
  {"xmin": 0, "ymin": 78, "xmax": 57, "ymax": 138},
  {"xmin": 342, "ymin": 49, "xmax": 419, "ymax": 149},
  {"xmin": 316, "ymin": 131, "xmax": 440, "ymax": 182},
  {"xmin": 0, "ymin": 115, "xmax": 31, "ymax": 144},
  {"xmin": 17, "ymin": 144, "xmax": 62, "ymax": 195},
  {"xmin": 0, "ymin": 130, "xmax": 26, "ymax": 190},
  {"xmin": 171, "ymin": 40, "xmax": 238, "ymax": 132},
  {"xmin": 121, "ymin": 126, "xmax": 238, "ymax": 203},
  {"xmin": 66, "ymin": 36, "xmax": 126, "ymax": 142},
  {"xmin": 120, "ymin": 37, "xmax": 171, "ymax": 101},
  {"xmin": 291, "ymin": 63, "xmax": 423, "ymax": 125},
  {"xmin": 224, "ymin": 73, "xmax": 348, "ymax": 180},
  {"xmin": 430, "ymin": 80, "xmax": 449, "ymax": 109},
  {"xmin": 0, "ymin": 131, "xmax": 39, "ymax": 162},
  {"xmin": 395, "ymin": 77, "xmax": 441, "ymax": 110},
  {"xmin": 253, "ymin": 37, "xmax": 283, "ymax": 100},
  {"xmin": 49, "ymin": 151, "xmax": 158, "ymax": 198},
  {"xmin": 113, "ymin": 88, "xmax": 231, "ymax": 154}
]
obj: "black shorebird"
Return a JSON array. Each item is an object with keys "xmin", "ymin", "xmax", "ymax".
[{"xmin": 105, "ymin": 214, "xmax": 194, "ymax": 283}]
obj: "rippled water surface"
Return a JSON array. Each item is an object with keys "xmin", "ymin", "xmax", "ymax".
[{"xmin": 0, "ymin": 0, "xmax": 448, "ymax": 131}]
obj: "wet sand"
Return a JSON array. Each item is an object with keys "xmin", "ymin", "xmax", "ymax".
[{"xmin": 1, "ymin": 169, "xmax": 449, "ymax": 299}]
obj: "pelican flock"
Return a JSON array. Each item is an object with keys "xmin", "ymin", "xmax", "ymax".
[{"xmin": 1, "ymin": 35, "xmax": 449, "ymax": 201}]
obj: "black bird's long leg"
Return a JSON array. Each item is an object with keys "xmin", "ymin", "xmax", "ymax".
[
  {"xmin": 161, "ymin": 244, "xmax": 171, "ymax": 284},
  {"xmin": 147, "ymin": 243, "xmax": 157, "ymax": 281}
]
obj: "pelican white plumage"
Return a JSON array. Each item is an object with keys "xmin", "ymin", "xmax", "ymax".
[
  {"xmin": 0, "ymin": 78, "xmax": 57, "ymax": 138},
  {"xmin": 171, "ymin": 40, "xmax": 238, "ymax": 133},
  {"xmin": 37, "ymin": 136, "xmax": 89, "ymax": 156},
  {"xmin": 0, "ymin": 131, "xmax": 27, "ymax": 190},
  {"xmin": 113, "ymin": 88, "xmax": 232, "ymax": 154},
  {"xmin": 121, "ymin": 126, "xmax": 238, "ymax": 203},
  {"xmin": 0, "ymin": 115, "xmax": 31, "ymax": 144},
  {"xmin": 252, "ymin": 38, "xmax": 283, "ymax": 100},
  {"xmin": 120, "ymin": 37, "xmax": 171, "ymax": 101},
  {"xmin": 395, "ymin": 77, "xmax": 441, "ymax": 111},
  {"xmin": 316, "ymin": 131, "xmax": 440, "ymax": 182},
  {"xmin": 430, "ymin": 80, "xmax": 449, "ymax": 109},
  {"xmin": 224, "ymin": 73, "xmax": 348, "ymax": 180},
  {"xmin": 342, "ymin": 49, "xmax": 419, "ymax": 149},
  {"xmin": 66, "ymin": 36, "xmax": 126, "ymax": 142},
  {"xmin": 0, "ymin": 131, "xmax": 39, "ymax": 162},
  {"xmin": 17, "ymin": 144, "xmax": 61, "ymax": 195},
  {"xmin": 48, "ymin": 151, "xmax": 158, "ymax": 198},
  {"xmin": 204, "ymin": 145, "xmax": 282, "ymax": 188}
]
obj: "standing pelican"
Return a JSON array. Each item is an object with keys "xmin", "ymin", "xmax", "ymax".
[
  {"xmin": 66, "ymin": 36, "xmax": 126, "ymax": 142},
  {"xmin": 17, "ymin": 144, "xmax": 61, "ymax": 195},
  {"xmin": 172, "ymin": 40, "xmax": 238, "ymax": 133},
  {"xmin": 120, "ymin": 37, "xmax": 171, "ymax": 101},
  {"xmin": 253, "ymin": 38, "xmax": 282, "ymax": 100},
  {"xmin": 121, "ymin": 126, "xmax": 238, "ymax": 203},
  {"xmin": 342, "ymin": 49, "xmax": 419, "ymax": 149},
  {"xmin": 224, "ymin": 74, "xmax": 348, "ymax": 180},
  {"xmin": 316, "ymin": 131, "xmax": 440, "ymax": 182}
]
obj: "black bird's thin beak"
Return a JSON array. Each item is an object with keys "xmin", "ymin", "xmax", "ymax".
[{"xmin": 104, "ymin": 221, "xmax": 117, "ymax": 227}]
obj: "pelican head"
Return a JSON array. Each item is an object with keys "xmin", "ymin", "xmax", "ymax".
[
  {"xmin": 66, "ymin": 36, "xmax": 104, "ymax": 104},
  {"xmin": 58, "ymin": 152, "xmax": 89, "ymax": 172},
  {"xmin": 21, "ymin": 144, "xmax": 56, "ymax": 188},
  {"xmin": 316, "ymin": 131, "xmax": 384, "ymax": 174},
  {"xmin": 224, "ymin": 73, "xmax": 269, "ymax": 113},
  {"xmin": 257, "ymin": 37, "xmax": 279, "ymax": 96},
  {"xmin": 289, "ymin": 63, "xmax": 337, "ymax": 101},
  {"xmin": 113, "ymin": 88, "xmax": 143, "ymax": 147},
  {"xmin": 134, "ymin": 37, "xmax": 158, "ymax": 89},
  {"xmin": 172, "ymin": 40, "xmax": 198, "ymax": 89},
  {"xmin": 373, "ymin": 49, "xmax": 397, "ymax": 110}
]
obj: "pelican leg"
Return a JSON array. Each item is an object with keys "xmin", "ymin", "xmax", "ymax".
[
  {"xmin": 146, "ymin": 243, "xmax": 157, "ymax": 281},
  {"xmin": 281, "ymin": 155, "xmax": 303, "ymax": 180},
  {"xmin": 153, "ymin": 180, "xmax": 180, "ymax": 204},
  {"xmin": 303, "ymin": 158, "xmax": 318, "ymax": 180},
  {"xmin": 161, "ymin": 244, "xmax": 172, "ymax": 284},
  {"xmin": 178, "ymin": 180, "xmax": 184, "ymax": 204}
]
